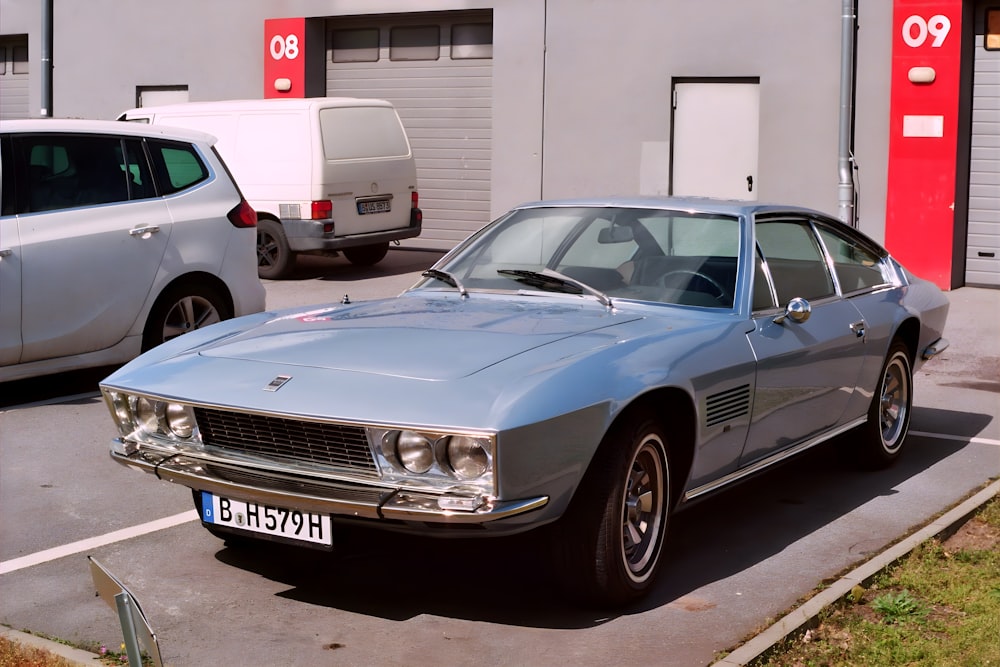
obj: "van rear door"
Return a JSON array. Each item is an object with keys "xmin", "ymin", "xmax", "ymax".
[{"xmin": 317, "ymin": 105, "xmax": 416, "ymax": 237}]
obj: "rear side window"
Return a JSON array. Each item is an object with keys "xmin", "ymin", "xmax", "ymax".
[
  {"xmin": 755, "ymin": 218, "xmax": 836, "ymax": 303},
  {"xmin": 815, "ymin": 223, "xmax": 892, "ymax": 293},
  {"xmin": 147, "ymin": 139, "xmax": 209, "ymax": 194},
  {"xmin": 319, "ymin": 106, "xmax": 410, "ymax": 160},
  {"xmin": 13, "ymin": 134, "xmax": 132, "ymax": 213}
]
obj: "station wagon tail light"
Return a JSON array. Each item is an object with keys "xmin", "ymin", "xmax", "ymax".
[
  {"xmin": 227, "ymin": 199, "xmax": 257, "ymax": 228},
  {"xmin": 411, "ymin": 192, "xmax": 419, "ymax": 209},
  {"xmin": 311, "ymin": 200, "xmax": 333, "ymax": 220}
]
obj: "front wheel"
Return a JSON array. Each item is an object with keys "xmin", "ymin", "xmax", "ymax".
[
  {"xmin": 855, "ymin": 341, "xmax": 913, "ymax": 469},
  {"xmin": 142, "ymin": 284, "xmax": 229, "ymax": 351},
  {"xmin": 554, "ymin": 413, "xmax": 671, "ymax": 606}
]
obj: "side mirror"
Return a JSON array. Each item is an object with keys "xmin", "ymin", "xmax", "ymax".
[
  {"xmin": 773, "ymin": 297, "xmax": 811, "ymax": 324},
  {"xmin": 598, "ymin": 225, "xmax": 634, "ymax": 244}
]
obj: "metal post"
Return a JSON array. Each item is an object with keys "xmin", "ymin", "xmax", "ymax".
[
  {"xmin": 41, "ymin": 0, "xmax": 53, "ymax": 117},
  {"xmin": 114, "ymin": 592, "xmax": 144, "ymax": 667},
  {"xmin": 837, "ymin": 0, "xmax": 858, "ymax": 227}
]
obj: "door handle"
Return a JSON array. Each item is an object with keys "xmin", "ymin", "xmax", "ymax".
[
  {"xmin": 850, "ymin": 321, "xmax": 866, "ymax": 338},
  {"xmin": 129, "ymin": 225, "xmax": 160, "ymax": 237},
  {"xmin": 746, "ymin": 175, "xmax": 753, "ymax": 192},
  {"xmin": 0, "ymin": 248, "xmax": 11, "ymax": 258}
]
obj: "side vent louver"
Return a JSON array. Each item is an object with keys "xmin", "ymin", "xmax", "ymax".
[{"xmin": 705, "ymin": 384, "xmax": 751, "ymax": 427}]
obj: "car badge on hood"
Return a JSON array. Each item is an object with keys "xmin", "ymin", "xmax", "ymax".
[{"xmin": 264, "ymin": 375, "xmax": 292, "ymax": 392}]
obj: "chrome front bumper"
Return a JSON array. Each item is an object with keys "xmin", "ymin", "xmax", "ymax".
[{"xmin": 111, "ymin": 443, "xmax": 548, "ymax": 525}]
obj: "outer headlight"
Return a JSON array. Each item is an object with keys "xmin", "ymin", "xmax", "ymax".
[
  {"xmin": 446, "ymin": 436, "xmax": 490, "ymax": 479},
  {"xmin": 395, "ymin": 430, "xmax": 434, "ymax": 473}
]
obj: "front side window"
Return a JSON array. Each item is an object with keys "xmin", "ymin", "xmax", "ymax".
[{"xmin": 755, "ymin": 218, "xmax": 835, "ymax": 303}]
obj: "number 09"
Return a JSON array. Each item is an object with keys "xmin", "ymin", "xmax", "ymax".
[{"xmin": 902, "ymin": 15, "xmax": 951, "ymax": 48}]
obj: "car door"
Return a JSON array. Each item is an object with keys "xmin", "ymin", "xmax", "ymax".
[
  {"xmin": 0, "ymin": 134, "xmax": 21, "ymax": 364},
  {"xmin": 13, "ymin": 132, "xmax": 173, "ymax": 363},
  {"xmin": 740, "ymin": 215, "xmax": 867, "ymax": 465}
]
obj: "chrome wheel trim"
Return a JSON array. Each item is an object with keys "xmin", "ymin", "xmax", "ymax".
[
  {"xmin": 879, "ymin": 354, "xmax": 910, "ymax": 453},
  {"xmin": 162, "ymin": 295, "xmax": 221, "ymax": 342},
  {"xmin": 619, "ymin": 434, "xmax": 668, "ymax": 583}
]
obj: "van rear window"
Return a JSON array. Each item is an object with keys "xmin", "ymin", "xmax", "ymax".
[{"xmin": 319, "ymin": 107, "xmax": 410, "ymax": 160}]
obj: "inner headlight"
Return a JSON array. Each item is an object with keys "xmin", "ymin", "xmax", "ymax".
[
  {"xmin": 446, "ymin": 436, "xmax": 490, "ymax": 479},
  {"xmin": 396, "ymin": 430, "xmax": 434, "ymax": 473},
  {"xmin": 165, "ymin": 403, "xmax": 196, "ymax": 438}
]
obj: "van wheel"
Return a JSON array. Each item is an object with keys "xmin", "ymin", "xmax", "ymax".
[
  {"xmin": 343, "ymin": 243, "xmax": 389, "ymax": 266},
  {"xmin": 257, "ymin": 219, "xmax": 295, "ymax": 279},
  {"xmin": 142, "ymin": 284, "xmax": 229, "ymax": 351}
]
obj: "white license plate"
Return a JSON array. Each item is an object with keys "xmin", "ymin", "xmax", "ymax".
[
  {"xmin": 200, "ymin": 492, "xmax": 332, "ymax": 547},
  {"xmin": 357, "ymin": 199, "xmax": 391, "ymax": 215}
]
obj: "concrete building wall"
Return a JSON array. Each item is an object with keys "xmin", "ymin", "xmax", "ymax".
[{"xmin": 1, "ymin": 0, "xmax": 894, "ymax": 242}]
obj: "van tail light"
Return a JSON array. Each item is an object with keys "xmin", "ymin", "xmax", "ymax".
[
  {"xmin": 227, "ymin": 199, "xmax": 257, "ymax": 228},
  {"xmin": 411, "ymin": 192, "xmax": 419, "ymax": 209},
  {"xmin": 311, "ymin": 200, "xmax": 333, "ymax": 220}
]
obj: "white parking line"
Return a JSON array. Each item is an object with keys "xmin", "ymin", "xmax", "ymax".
[
  {"xmin": 911, "ymin": 430, "xmax": 1000, "ymax": 447},
  {"xmin": 0, "ymin": 510, "xmax": 198, "ymax": 575},
  {"xmin": 1, "ymin": 432, "xmax": 994, "ymax": 577}
]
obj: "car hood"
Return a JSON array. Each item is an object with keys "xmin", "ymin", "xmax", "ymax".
[{"xmin": 197, "ymin": 294, "xmax": 643, "ymax": 381}]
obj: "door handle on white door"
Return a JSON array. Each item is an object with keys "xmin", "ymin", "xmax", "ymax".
[
  {"xmin": 129, "ymin": 225, "xmax": 160, "ymax": 237},
  {"xmin": 0, "ymin": 248, "xmax": 12, "ymax": 258}
]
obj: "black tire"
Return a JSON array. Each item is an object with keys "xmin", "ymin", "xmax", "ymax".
[
  {"xmin": 554, "ymin": 412, "xmax": 672, "ymax": 606},
  {"xmin": 855, "ymin": 341, "xmax": 913, "ymax": 469},
  {"xmin": 343, "ymin": 242, "xmax": 389, "ymax": 266},
  {"xmin": 257, "ymin": 218, "xmax": 295, "ymax": 279},
  {"xmin": 142, "ymin": 283, "xmax": 229, "ymax": 351}
]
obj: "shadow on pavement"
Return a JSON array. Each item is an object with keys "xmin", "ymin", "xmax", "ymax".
[{"xmin": 210, "ymin": 407, "xmax": 991, "ymax": 628}]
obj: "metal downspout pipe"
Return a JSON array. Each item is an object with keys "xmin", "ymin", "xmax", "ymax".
[
  {"xmin": 41, "ymin": 0, "xmax": 53, "ymax": 117},
  {"xmin": 838, "ymin": 0, "xmax": 858, "ymax": 227}
]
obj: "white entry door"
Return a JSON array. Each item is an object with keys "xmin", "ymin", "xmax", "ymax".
[{"xmin": 671, "ymin": 81, "xmax": 760, "ymax": 201}]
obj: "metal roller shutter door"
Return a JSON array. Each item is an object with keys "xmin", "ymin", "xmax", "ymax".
[
  {"xmin": 0, "ymin": 38, "xmax": 30, "ymax": 120},
  {"xmin": 326, "ymin": 13, "xmax": 493, "ymax": 251},
  {"xmin": 967, "ymin": 5, "xmax": 1000, "ymax": 287}
]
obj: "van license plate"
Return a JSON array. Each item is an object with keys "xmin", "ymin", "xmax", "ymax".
[
  {"xmin": 358, "ymin": 199, "xmax": 391, "ymax": 215},
  {"xmin": 200, "ymin": 492, "xmax": 332, "ymax": 546}
]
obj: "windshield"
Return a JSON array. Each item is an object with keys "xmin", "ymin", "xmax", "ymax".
[{"xmin": 419, "ymin": 206, "xmax": 742, "ymax": 308}]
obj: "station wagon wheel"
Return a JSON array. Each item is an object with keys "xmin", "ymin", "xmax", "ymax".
[
  {"xmin": 257, "ymin": 218, "xmax": 294, "ymax": 279},
  {"xmin": 856, "ymin": 341, "xmax": 912, "ymax": 469},
  {"xmin": 343, "ymin": 242, "xmax": 389, "ymax": 266},
  {"xmin": 555, "ymin": 412, "xmax": 671, "ymax": 606},
  {"xmin": 142, "ymin": 284, "xmax": 229, "ymax": 351}
]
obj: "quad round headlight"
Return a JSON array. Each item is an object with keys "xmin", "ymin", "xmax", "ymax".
[
  {"xmin": 395, "ymin": 430, "xmax": 434, "ymax": 474},
  {"xmin": 135, "ymin": 397, "xmax": 162, "ymax": 435},
  {"xmin": 446, "ymin": 436, "xmax": 490, "ymax": 479},
  {"xmin": 165, "ymin": 403, "xmax": 196, "ymax": 438}
]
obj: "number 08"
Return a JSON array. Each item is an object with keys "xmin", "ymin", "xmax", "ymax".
[{"xmin": 270, "ymin": 34, "xmax": 300, "ymax": 60}]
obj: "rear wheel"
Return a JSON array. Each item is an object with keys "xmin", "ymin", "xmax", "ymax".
[
  {"xmin": 554, "ymin": 412, "xmax": 671, "ymax": 606},
  {"xmin": 142, "ymin": 284, "xmax": 228, "ymax": 351},
  {"xmin": 343, "ymin": 242, "xmax": 389, "ymax": 266},
  {"xmin": 257, "ymin": 218, "xmax": 294, "ymax": 279},
  {"xmin": 855, "ymin": 341, "xmax": 912, "ymax": 469}
]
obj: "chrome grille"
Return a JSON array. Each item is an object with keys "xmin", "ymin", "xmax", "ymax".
[{"xmin": 194, "ymin": 408, "xmax": 377, "ymax": 473}]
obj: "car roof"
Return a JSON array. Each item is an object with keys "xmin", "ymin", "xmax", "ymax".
[
  {"xmin": 512, "ymin": 195, "xmax": 829, "ymax": 219},
  {"xmin": 0, "ymin": 117, "xmax": 218, "ymax": 144},
  {"xmin": 119, "ymin": 97, "xmax": 395, "ymax": 117}
]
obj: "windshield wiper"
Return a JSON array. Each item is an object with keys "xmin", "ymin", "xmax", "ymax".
[
  {"xmin": 422, "ymin": 268, "xmax": 468, "ymax": 298},
  {"xmin": 497, "ymin": 268, "xmax": 613, "ymax": 308}
]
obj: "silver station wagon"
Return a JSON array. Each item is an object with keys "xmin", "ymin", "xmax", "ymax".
[{"xmin": 101, "ymin": 197, "xmax": 949, "ymax": 606}]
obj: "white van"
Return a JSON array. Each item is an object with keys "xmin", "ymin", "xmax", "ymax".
[{"xmin": 119, "ymin": 98, "xmax": 422, "ymax": 279}]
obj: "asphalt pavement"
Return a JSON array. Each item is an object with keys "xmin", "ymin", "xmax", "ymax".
[{"xmin": 1, "ymin": 257, "xmax": 997, "ymax": 666}]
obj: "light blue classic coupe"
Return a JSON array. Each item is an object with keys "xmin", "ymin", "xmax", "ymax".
[{"xmin": 101, "ymin": 197, "xmax": 949, "ymax": 605}]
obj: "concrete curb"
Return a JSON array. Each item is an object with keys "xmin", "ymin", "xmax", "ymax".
[
  {"xmin": 1, "ymin": 626, "xmax": 101, "ymax": 666},
  {"xmin": 712, "ymin": 478, "xmax": 1000, "ymax": 666}
]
